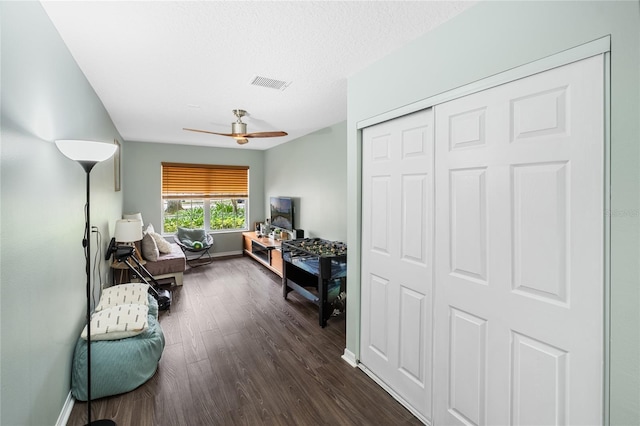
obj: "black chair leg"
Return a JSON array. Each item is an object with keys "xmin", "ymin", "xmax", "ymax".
[{"xmin": 186, "ymin": 248, "xmax": 213, "ymax": 267}]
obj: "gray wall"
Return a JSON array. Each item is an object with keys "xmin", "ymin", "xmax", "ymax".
[
  {"xmin": 122, "ymin": 141, "xmax": 265, "ymax": 255},
  {"xmin": 1, "ymin": 2, "xmax": 124, "ymax": 424},
  {"xmin": 265, "ymin": 121, "xmax": 347, "ymax": 242},
  {"xmin": 346, "ymin": 1, "xmax": 639, "ymax": 424}
]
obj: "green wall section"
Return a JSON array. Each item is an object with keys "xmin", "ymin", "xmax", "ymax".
[
  {"xmin": 265, "ymin": 121, "xmax": 347, "ymax": 242},
  {"xmin": 1, "ymin": 2, "xmax": 124, "ymax": 424},
  {"xmin": 347, "ymin": 1, "xmax": 639, "ymax": 424},
  {"xmin": 122, "ymin": 141, "xmax": 266, "ymax": 254}
]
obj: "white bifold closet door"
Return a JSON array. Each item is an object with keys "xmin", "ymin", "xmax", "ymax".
[
  {"xmin": 433, "ymin": 54, "xmax": 604, "ymax": 425},
  {"xmin": 360, "ymin": 109, "xmax": 434, "ymax": 423},
  {"xmin": 360, "ymin": 54, "xmax": 604, "ymax": 426}
]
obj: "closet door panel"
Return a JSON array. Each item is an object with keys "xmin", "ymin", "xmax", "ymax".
[
  {"xmin": 434, "ymin": 55, "xmax": 604, "ymax": 426},
  {"xmin": 361, "ymin": 109, "xmax": 434, "ymax": 423}
]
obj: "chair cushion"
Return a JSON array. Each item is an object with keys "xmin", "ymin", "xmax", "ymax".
[
  {"xmin": 141, "ymin": 233, "xmax": 159, "ymax": 261},
  {"xmin": 144, "ymin": 243, "xmax": 186, "ymax": 275},
  {"xmin": 96, "ymin": 283, "xmax": 149, "ymax": 311},
  {"xmin": 81, "ymin": 304, "xmax": 149, "ymax": 341},
  {"xmin": 145, "ymin": 223, "xmax": 172, "ymax": 254},
  {"xmin": 176, "ymin": 227, "xmax": 207, "ymax": 247},
  {"xmin": 151, "ymin": 233, "xmax": 173, "ymax": 254}
]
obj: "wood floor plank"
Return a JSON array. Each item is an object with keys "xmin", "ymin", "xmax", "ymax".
[
  {"xmin": 184, "ymin": 358, "xmax": 233, "ymax": 425},
  {"xmin": 177, "ymin": 308, "xmax": 210, "ymax": 365},
  {"xmin": 184, "ymin": 287, "xmax": 220, "ymax": 333},
  {"xmin": 158, "ymin": 308, "xmax": 182, "ymax": 347},
  {"xmin": 200, "ymin": 329, "xmax": 242, "ymax": 416},
  {"xmin": 151, "ymin": 342, "xmax": 194, "ymax": 426},
  {"xmin": 67, "ymin": 256, "xmax": 421, "ymax": 425},
  {"xmin": 111, "ymin": 395, "xmax": 155, "ymax": 426}
]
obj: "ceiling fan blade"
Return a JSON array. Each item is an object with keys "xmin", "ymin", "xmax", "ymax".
[
  {"xmin": 183, "ymin": 128, "xmax": 234, "ymax": 137},
  {"xmin": 245, "ymin": 131, "xmax": 288, "ymax": 138},
  {"xmin": 185, "ymin": 110, "xmax": 287, "ymax": 142}
]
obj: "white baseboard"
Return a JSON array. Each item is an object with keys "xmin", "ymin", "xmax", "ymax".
[
  {"xmin": 183, "ymin": 250, "xmax": 242, "ymax": 262},
  {"xmin": 212, "ymin": 250, "xmax": 242, "ymax": 258},
  {"xmin": 56, "ymin": 391, "xmax": 75, "ymax": 426},
  {"xmin": 341, "ymin": 348, "xmax": 358, "ymax": 367}
]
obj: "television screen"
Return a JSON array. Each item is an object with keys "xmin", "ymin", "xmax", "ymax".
[{"xmin": 270, "ymin": 197, "xmax": 293, "ymax": 231}]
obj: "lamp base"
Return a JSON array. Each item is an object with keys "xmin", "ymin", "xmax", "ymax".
[{"xmin": 86, "ymin": 420, "xmax": 116, "ymax": 426}]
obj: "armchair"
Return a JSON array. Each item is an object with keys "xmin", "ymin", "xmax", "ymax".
[{"xmin": 174, "ymin": 227, "xmax": 214, "ymax": 267}]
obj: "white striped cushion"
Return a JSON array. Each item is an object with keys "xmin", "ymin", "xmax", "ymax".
[
  {"xmin": 81, "ymin": 304, "xmax": 149, "ymax": 341},
  {"xmin": 95, "ymin": 283, "xmax": 149, "ymax": 311}
]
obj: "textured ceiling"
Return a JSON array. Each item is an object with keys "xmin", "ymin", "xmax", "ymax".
[{"xmin": 41, "ymin": 1, "xmax": 476, "ymax": 150}]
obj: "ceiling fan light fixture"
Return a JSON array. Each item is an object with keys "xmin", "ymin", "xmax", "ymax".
[
  {"xmin": 231, "ymin": 121, "xmax": 247, "ymax": 135},
  {"xmin": 236, "ymin": 138, "xmax": 249, "ymax": 145}
]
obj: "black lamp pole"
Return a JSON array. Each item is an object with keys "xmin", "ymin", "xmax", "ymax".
[{"xmin": 77, "ymin": 160, "xmax": 116, "ymax": 426}]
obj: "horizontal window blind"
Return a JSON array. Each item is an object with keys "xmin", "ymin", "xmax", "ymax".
[{"xmin": 162, "ymin": 163, "xmax": 249, "ymax": 199}]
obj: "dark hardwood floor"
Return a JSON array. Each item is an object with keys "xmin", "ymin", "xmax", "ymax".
[{"xmin": 67, "ymin": 256, "xmax": 421, "ymax": 425}]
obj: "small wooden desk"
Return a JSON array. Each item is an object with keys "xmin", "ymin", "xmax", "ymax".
[{"xmin": 110, "ymin": 258, "xmax": 147, "ymax": 285}]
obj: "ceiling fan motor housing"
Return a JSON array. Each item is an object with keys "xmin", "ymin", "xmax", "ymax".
[{"xmin": 231, "ymin": 121, "xmax": 247, "ymax": 135}]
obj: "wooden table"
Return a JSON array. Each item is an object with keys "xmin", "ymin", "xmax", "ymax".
[{"xmin": 242, "ymin": 231, "xmax": 283, "ymax": 277}]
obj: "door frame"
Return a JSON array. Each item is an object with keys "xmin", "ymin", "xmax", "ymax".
[{"xmin": 352, "ymin": 35, "xmax": 612, "ymax": 425}]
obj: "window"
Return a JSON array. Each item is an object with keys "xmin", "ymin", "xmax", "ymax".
[{"xmin": 161, "ymin": 163, "xmax": 249, "ymax": 234}]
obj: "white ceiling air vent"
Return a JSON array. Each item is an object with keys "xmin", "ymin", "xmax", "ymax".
[{"xmin": 249, "ymin": 75, "xmax": 291, "ymax": 91}]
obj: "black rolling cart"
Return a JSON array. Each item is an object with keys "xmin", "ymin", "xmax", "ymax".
[{"xmin": 281, "ymin": 238, "xmax": 347, "ymax": 327}]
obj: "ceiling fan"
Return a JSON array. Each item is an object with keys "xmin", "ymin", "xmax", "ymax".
[{"xmin": 184, "ymin": 109, "xmax": 288, "ymax": 145}]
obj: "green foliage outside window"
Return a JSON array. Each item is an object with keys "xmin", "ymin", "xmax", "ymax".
[
  {"xmin": 210, "ymin": 200, "xmax": 246, "ymax": 230},
  {"xmin": 164, "ymin": 206, "xmax": 205, "ymax": 232},
  {"xmin": 163, "ymin": 199, "xmax": 246, "ymax": 233}
]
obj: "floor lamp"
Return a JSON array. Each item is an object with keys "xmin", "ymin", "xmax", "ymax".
[{"xmin": 56, "ymin": 139, "xmax": 118, "ymax": 426}]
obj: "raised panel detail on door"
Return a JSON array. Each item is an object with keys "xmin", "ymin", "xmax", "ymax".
[
  {"xmin": 511, "ymin": 332, "xmax": 567, "ymax": 426},
  {"xmin": 402, "ymin": 173, "xmax": 428, "ymax": 265},
  {"xmin": 371, "ymin": 133, "xmax": 392, "ymax": 161},
  {"xmin": 403, "ymin": 126, "xmax": 431, "ymax": 158},
  {"xmin": 450, "ymin": 168, "xmax": 488, "ymax": 284},
  {"xmin": 361, "ymin": 109, "xmax": 434, "ymax": 423},
  {"xmin": 449, "ymin": 307, "xmax": 487, "ymax": 426},
  {"xmin": 510, "ymin": 86, "xmax": 568, "ymax": 142},
  {"xmin": 367, "ymin": 274, "xmax": 390, "ymax": 359},
  {"xmin": 370, "ymin": 176, "xmax": 391, "ymax": 255},
  {"xmin": 512, "ymin": 162, "xmax": 569, "ymax": 304},
  {"xmin": 399, "ymin": 286, "xmax": 426, "ymax": 384},
  {"xmin": 449, "ymin": 107, "xmax": 487, "ymax": 150}
]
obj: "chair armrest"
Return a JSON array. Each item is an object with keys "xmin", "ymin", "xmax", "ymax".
[
  {"xmin": 174, "ymin": 233, "xmax": 214, "ymax": 252},
  {"xmin": 173, "ymin": 235, "xmax": 189, "ymax": 250}
]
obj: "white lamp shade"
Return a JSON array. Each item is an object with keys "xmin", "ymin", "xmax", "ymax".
[
  {"xmin": 123, "ymin": 213, "xmax": 144, "ymax": 227},
  {"xmin": 114, "ymin": 219, "xmax": 143, "ymax": 243},
  {"xmin": 55, "ymin": 139, "xmax": 117, "ymax": 162}
]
